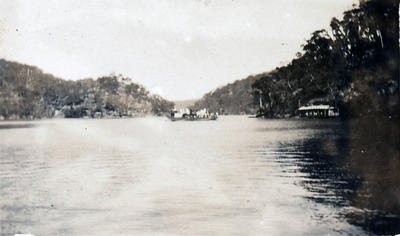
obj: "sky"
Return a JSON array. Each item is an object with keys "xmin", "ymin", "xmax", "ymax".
[{"xmin": 0, "ymin": 0, "xmax": 358, "ymax": 100}]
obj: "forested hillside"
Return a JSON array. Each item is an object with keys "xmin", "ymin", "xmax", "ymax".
[
  {"xmin": 0, "ymin": 59, "xmax": 174, "ymax": 120},
  {"xmin": 191, "ymin": 73, "xmax": 268, "ymax": 115},
  {"xmin": 252, "ymin": 0, "xmax": 398, "ymax": 118},
  {"xmin": 195, "ymin": 0, "xmax": 398, "ymax": 119}
]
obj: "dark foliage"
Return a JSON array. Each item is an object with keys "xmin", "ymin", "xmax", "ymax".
[
  {"xmin": 191, "ymin": 74, "xmax": 267, "ymax": 115},
  {"xmin": 252, "ymin": 0, "xmax": 399, "ymax": 119}
]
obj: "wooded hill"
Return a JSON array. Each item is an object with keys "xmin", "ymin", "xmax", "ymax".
[
  {"xmin": 195, "ymin": 0, "xmax": 399, "ymax": 119},
  {"xmin": 253, "ymin": 0, "xmax": 398, "ymax": 118},
  {"xmin": 0, "ymin": 59, "xmax": 174, "ymax": 120},
  {"xmin": 191, "ymin": 73, "xmax": 269, "ymax": 115}
]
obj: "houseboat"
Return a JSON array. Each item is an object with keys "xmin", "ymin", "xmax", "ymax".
[{"xmin": 298, "ymin": 104, "xmax": 339, "ymax": 118}]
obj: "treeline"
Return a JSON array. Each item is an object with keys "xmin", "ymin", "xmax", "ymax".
[
  {"xmin": 253, "ymin": 0, "xmax": 399, "ymax": 118},
  {"xmin": 191, "ymin": 74, "xmax": 267, "ymax": 115},
  {"xmin": 194, "ymin": 0, "xmax": 398, "ymax": 119},
  {"xmin": 0, "ymin": 59, "xmax": 174, "ymax": 120}
]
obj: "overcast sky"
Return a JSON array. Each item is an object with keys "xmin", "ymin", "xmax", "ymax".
[{"xmin": 0, "ymin": 0, "xmax": 358, "ymax": 100}]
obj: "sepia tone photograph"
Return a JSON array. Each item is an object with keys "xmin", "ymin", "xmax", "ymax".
[{"xmin": 0, "ymin": 0, "xmax": 399, "ymax": 235}]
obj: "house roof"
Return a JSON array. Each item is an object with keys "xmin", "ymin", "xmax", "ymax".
[{"xmin": 298, "ymin": 105, "xmax": 332, "ymax": 111}]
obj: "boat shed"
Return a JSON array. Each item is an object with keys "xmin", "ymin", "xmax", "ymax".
[{"xmin": 298, "ymin": 105, "xmax": 339, "ymax": 118}]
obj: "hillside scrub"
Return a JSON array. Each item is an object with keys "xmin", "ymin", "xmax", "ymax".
[{"xmin": 0, "ymin": 59, "xmax": 174, "ymax": 120}]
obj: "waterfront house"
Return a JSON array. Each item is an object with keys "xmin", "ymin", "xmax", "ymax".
[{"xmin": 298, "ymin": 104, "xmax": 339, "ymax": 118}]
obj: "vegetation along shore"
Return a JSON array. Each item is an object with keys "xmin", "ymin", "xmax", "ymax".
[{"xmin": 0, "ymin": 0, "xmax": 398, "ymax": 121}]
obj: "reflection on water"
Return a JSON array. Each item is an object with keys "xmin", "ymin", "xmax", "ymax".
[
  {"xmin": 0, "ymin": 123, "xmax": 36, "ymax": 129},
  {"xmin": 340, "ymin": 117, "xmax": 400, "ymax": 235},
  {"xmin": 0, "ymin": 116, "xmax": 399, "ymax": 236}
]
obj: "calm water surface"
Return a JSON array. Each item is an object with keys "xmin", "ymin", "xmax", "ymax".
[{"xmin": 0, "ymin": 116, "xmax": 398, "ymax": 236}]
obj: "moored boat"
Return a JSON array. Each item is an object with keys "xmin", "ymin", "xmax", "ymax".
[{"xmin": 169, "ymin": 108, "xmax": 218, "ymax": 121}]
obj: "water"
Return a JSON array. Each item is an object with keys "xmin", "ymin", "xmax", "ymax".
[{"xmin": 0, "ymin": 116, "xmax": 399, "ymax": 236}]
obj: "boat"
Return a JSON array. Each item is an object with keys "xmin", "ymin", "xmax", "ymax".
[
  {"xmin": 170, "ymin": 113, "xmax": 218, "ymax": 121},
  {"xmin": 169, "ymin": 108, "xmax": 218, "ymax": 121}
]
